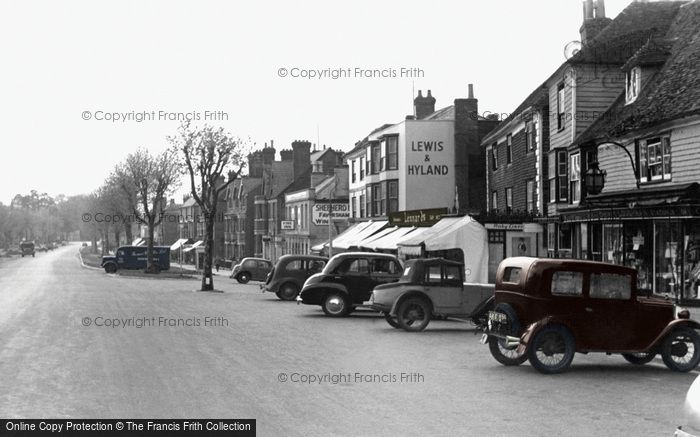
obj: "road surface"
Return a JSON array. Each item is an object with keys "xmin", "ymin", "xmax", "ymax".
[{"xmin": 0, "ymin": 244, "xmax": 695, "ymax": 436}]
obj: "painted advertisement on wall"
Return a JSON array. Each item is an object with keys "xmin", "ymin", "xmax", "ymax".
[
  {"xmin": 402, "ymin": 121, "xmax": 455, "ymax": 211},
  {"xmin": 312, "ymin": 202, "xmax": 351, "ymax": 226}
]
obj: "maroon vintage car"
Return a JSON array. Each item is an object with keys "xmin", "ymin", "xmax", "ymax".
[{"xmin": 482, "ymin": 257, "xmax": 700, "ymax": 374}]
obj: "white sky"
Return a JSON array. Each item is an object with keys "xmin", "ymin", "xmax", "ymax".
[{"xmin": 0, "ymin": 0, "xmax": 633, "ymax": 205}]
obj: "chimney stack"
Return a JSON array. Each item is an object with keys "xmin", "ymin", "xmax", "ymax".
[
  {"xmin": 247, "ymin": 151, "xmax": 263, "ymax": 178},
  {"xmin": 280, "ymin": 149, "xmax": 293, "ymax": 161},
  {"xmin": 580, "ymin": 0, "xmax": 610, "ymax": 43},
  {"xmin": 413, "ymin": 89, "xmax": 436, "ymax": 120},
  {"xmin": 291, "ymin": 140, "xmax": 312, "ymax": 182},
  {"xmin": 453, "ymin": 83, "xmax": 483, "ymax": 213}
]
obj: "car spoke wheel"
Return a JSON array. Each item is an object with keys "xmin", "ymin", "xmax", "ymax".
[
  {"xmin": 487, "ymin": 304, "xmax": 526, "ymax": 366},
  {"xmin": 277, "ymin": 282, "xmax": 299, "ymax": 301},
  {"xmin": 237, "ymin": 273, "xmax": 250, "ymax": 284},
  {"xmin": 104, "ymin": 264, "xmax": 117, "ymax": 274},
  {"xmin": 397, "ymin": 298, "xmax": 431, "ymax": 332},
  {"xmin": 528, "ymin": 325, "xmax": 575, "ymax": 374},
  {"xmin": 322, "ymin": 293, "xmax": 349, "ymax": 317},
  {"xmin": 622, "ymin": 352, "xmax": 656, "ymax": 365},
  {"xmin": 661, "ymin": 327, "xmax": 700, "ymax": 372},
  {"xmin": 384, "ymin": 313, "xmax": 401, "ymax": 329}
]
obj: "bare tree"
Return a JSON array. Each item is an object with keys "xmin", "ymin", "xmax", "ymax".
[
  {"xmin": 115, "ymin": 148, "xmax": 180, "ymax": 273},
  {"xmin": 169, "ymin": 122, "xmax": 246, "ymax": 291}
]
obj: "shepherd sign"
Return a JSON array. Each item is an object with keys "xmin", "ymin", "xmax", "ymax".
[{"xmin": 312, "ymin": 203, "xmax": 350, "ymax": 225}]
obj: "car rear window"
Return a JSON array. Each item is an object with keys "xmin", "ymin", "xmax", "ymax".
[
  {"xmin": 590, "ymin": 273, "xmax": 632, "ymax": 300},
  {"xmin": 503, "ymin": 267, "xmax": 521, "ymax": 284},
  {"xmin": 286, "ymin": 260, "xmax": 304, "ymax": 271},
  {"xmin": 551, "ymin": 271, "xmax": 583, "ymax": 296}
]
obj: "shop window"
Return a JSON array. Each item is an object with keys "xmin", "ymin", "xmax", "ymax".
[
  {"xmin": 371, "ymin": 143, "xmax": 381, "ymax": 174},
  {"xmin": 551, "ymin": 271, "xmax": 583, "ymax": 296},
  {"xmin": 639, "ymin": 136, "xmax": 671, "ymax": 183},
  {"xmin": 570, "ymin": 153, "xmax": 581, "ymax": 204},
  {"xmin": 385, "ymin": 136, "xmax": 398, "ymax": 170},
  {"xmin": 525, "ymin": 121, "xmax": 537, "ymax": 152},
  {"xmin": 684, "ymin": 223, "xmax": 700, "ymax": 300},
  {"xmin": 506, "ymin": 134, "xmax": 512, "ymax": 164},
  {"xmin": 559, "ymin": 223, "xmax": 572, "ymax": 251},
  {"xmin": 488, "ymin": 230, "xmax": 505, "ymax": 244}
]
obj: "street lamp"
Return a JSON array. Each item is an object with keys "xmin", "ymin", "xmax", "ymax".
[{"xmin": 584, "ymin": 141, "xmax": 640, "ymax": 195}]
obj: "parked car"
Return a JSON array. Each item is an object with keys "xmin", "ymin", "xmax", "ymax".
[
  {"xmin": 262, "ymin": 255, "xmax": 328, "ymax": 301},
  {"xmin": 368, "ymin": 258, "xmax": 494, "ymax": 331},
  {"xmin": 297, "ymin": 252, "xmax": 403, "ymax": 317},
  {"xmin": 482, "ymin": 257, "xmax": 700, "ymax": 374},
  {"xmin": 230, "ymin": 257, "xmax": 272, "ymax": 284},
  {"xmin": 19, "ymin": 241, "xmax": 35, "ymax": 257},
  {"xmin": 36, "ymin": 244, "xmax": 48, "ymax": 252},
  {"xmin": 101, "ymin": 246, "xmax": 171, "ymax": 273},
  {"xmin": 215, "ymin": 258, "xmax": 233, "ymax": 270}
]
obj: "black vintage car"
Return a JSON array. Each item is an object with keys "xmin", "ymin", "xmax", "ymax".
[
  {"xmin": 20, "ymin": 241, "xmax": 35, "ymax": 257},
  {"xmin": 262, "ymin": 255, "xmax": 328, "ymax": 301},
  {"xmin": 297, "ymin": 252, "xmax": 403, "ymax": 317}
]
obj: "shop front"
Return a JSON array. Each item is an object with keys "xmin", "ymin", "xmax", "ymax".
[{"xmin": 557, "ymin": 183, "xmax": 700, "ymax": 304}]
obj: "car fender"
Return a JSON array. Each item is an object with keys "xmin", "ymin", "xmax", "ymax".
[
  {"xmin": 645, "ymin": 319, "xmax": 700, "ymax": 351},
  {"xmin": 300, "ymin": 282, "xmax": 350, "ymax": 303},
  {"xmin": 389, "ymin": 290, "xmax": 434, "ymax": 316},
  {"xmin": 468, "ymin": 294, "xmax": 495, "ymax": 318},
  {"xmin": 517, "ymin": 316, "xmax": 575, "ymax": 355}
]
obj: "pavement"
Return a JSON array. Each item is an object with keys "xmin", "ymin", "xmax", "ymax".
[{"xmin": 0, "ymin": 243, "xmax": 697, "ymax": 436}]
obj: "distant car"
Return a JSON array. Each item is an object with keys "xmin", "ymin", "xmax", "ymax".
[
  {"xmin": 230, "ymin": 257, "xmax": 272, "ymax": 284},
  {"xmin": 19, "ymin": 241, "xmax": 35, "ymax": 257},
  {"xmin": 482, "ymin": 257, "xmax": 700, "ymax": 374},
  {"xmin": 262, "ymin": 255, "xmax": 328, "ymax": 301},
  {"xmin": 298, "ymin": 252, "xmax": 403, "ymax": 317},
  {"xmin": 36, "ymin": 244, "xmax": 48, "ymax": 252},
  {"xmin": 101, "ymin": 245, "xmax": 171, "ymax": 273},
  {"xmin": 368, "ymin": 258, "xmax": 494, "ymax": 331},
  {"xmin": 215, "ymin": 258, "xmax": 233, "ymax": 270}
]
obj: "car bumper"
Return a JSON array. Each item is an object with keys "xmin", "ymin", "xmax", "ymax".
[{"xmin": 366, "ymin": 302, "xmax": 392, "ymax": 313}]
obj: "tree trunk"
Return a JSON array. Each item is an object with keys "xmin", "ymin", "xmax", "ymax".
[
  {"xmin": 114, "ymin": 229, "xmax": 121, "ymax": 250},
  {"xmin": 146, "ymin": 218, "xmax": 158, "ymax": 274},
  {"xmin": 91, "ymin": 230, "xmax": 98, "ymax": 254},
  {"xmin": 125, "ymin": 221, "xmax": 133, "ymax": 244},
  {"xmin": 200, "ymin": 215, "xmax": 215, "ymax": 291},
  {"xmin": 103, "ymin": 229, "xmax": 110, "ymax": 255}
]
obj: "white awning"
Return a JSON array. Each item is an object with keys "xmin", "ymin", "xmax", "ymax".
[
  {"xmin": 361, "ymin": 226, "xmax": 419, "ymax": 251},
  {"xmin": 356, "ymin": 226, "xmax": 398, "ymax": 249},
  {"xmin": 324, "ymin": 221, "xmax": 373, "ymax": 251},
  {"xmin": 183, "ymin": 240, "xmax": 203, "ymax": 252},
  {"xmin": 333, "ymin": 220, "xmax": 388, "ymax": 250},
  {"xmin": 132, "ymin": 238, "xmax": 145, "ymax": 246},
  {"xmin": 170, "ymin": 238, "xmax": 189, "ymax": 251}
]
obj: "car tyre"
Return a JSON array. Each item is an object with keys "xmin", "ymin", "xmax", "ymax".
[
  {"xmin": 396, "ymin": 298, "xmax": 431, "ymax": 332},
  {"xmin": 622, "ymin": 352, "xmax": 656, "ymax": 365},
  {"xmin": 384, "ymin": 312, "xmax": 401, "ymax": 329},
  {"xmin": 277, "ymin": 282, "xmax": 300, "ymax": 301},
  {"xmin": 487, "ymin": 303, "xmax": 527, "ymax": 366},
  {"xmin": 527, "ymin": 325, "xmax": 575, "ymax": 374},
  {"xmin": 661, "ymin": 327, "xmax": 700, "ymax": 372},
  {"xmin": 237, "ymin": 272, "xmax": 250, "ymax": 284},
  {"xmin": 104, "ymin": 263, "xmax": 117, "ymax": 274},
  {"xmin": 322, "ymin": 293, "xmax": 350, "ymax": 317}
]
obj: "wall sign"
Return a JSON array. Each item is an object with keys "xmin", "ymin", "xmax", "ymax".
[
  {"xmin": 281, "ymin": 220, "xmax": 295, "ymax": 230},
  {"xmin": 312, "ymin": 202, "xmax": 350, "ymax": 225},
  {"xmin": 389, "ymin": 208, "xmax": 448, "ymax": 227}
]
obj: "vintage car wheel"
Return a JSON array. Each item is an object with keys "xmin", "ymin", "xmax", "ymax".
[
  {"xmin": 487, "ymin": 303, "xmax": 526, "ymax": 366},
  {"xmin": 236, "ymin": 272, "xmax": 250, "ymax": 284},
  {"xmin": 277, "ymin": 282, "xmax": 299, "ymax": 301},
  {"xmin": 622, "ymin": 352, "xmax": 656, "ymax": 365},
  {"xmin": 661, "ymin": 327, "xmax": 700, "ymax": 372},
  {"xmin": 384, "ymin": 313, "xmax": 401, "ymax": 329},
  {"xmin": 322, "ymin": 293, "xmax": 350, "ymax": 317},
  {"xmin": 396, "ymin": 298, "xmax": 431, "ymax": 332},
  {"xmin": 528, "ymin": 325, "xmax": 575, "ymax": 374},
  {"xmin": 104, "ymin": 263, "xmax": 117, "ymax": 274}
]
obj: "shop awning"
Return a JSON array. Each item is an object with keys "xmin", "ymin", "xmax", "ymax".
[
  {"xmin": 183, "ymin": 240, "xmax": 203, "ymax": 252},
  {"xmin": 398, "ymin": 216, "xmax": 488, "ymax": 283},
  {"xmin": 360, "ymin": 226, "xmax": 419, "ymax": 251},
  {"xmin": 335, "ymin": 220, "xmax": 388, "ymax": 250},
  {"xmin": 170, "ymin": 238, "xmax": 191, "ymax": 251},
  {"xmin": 311, "ymin": 222, "xmax": 372, "ymax": 253},
  {"xmin": 131, "ymin": 238, "xmax": 145, "ymax": 246},
  {"xmin": 356, "ymin": 226, "xmax": 399, "ymax": 249}
]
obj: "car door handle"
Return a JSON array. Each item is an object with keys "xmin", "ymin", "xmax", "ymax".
[{"xmin": 585, "ymin": 307, "xmax": 593, "ymax": 312}]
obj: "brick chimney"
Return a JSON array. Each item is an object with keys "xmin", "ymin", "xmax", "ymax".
[
  {"xmin": 292, "ymin": 140, "xmax": 311, "ymax": 182},
  {"xmin": 280, "ymin": 149, "xmax": 293, "ymax": 161},
  {"xmin": 413, "ymin": 90, "xmax": 436, "ymax": 120},
  {"xmin": 580, "ymin": 0, "xmax": 611, "ymax": 44},
  {"xmin": 247, "ymin": 151, "xmax": 263, "ymax": 178},
  {"xmin": 261, "ymin": 142, "xmax": 276, "ymax": 166},
  {"xmin": 453, "ymin": 83, "xmax": 482, "ymax": 213}
]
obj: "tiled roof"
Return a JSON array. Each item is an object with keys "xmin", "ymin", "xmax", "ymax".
[
  {"xmin": 349, "ymin": 123, "xmax": 395, "ymax": 155},
  {"xmin": 481, "ymin": 83, "xmax": 549, "ymax": 145},
  {"xmin": 569, "ymin": 1, "xmax": 686, "ymax": 65},
  {"xmin": 574, "ymin": 1, "xmax": 700, "ymax": 145},
  {"xmin": 422, "ymin": 105, "xmax": 454, "ymax": 121}
]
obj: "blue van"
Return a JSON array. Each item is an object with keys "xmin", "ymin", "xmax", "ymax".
[{"xmin": 101, "ymin": 245, "xmax": 170, "ymax": 273}]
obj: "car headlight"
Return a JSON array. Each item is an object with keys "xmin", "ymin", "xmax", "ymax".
[{"xmin": 677, "ymin": 305, "xmax": 691, "ymax": 319}]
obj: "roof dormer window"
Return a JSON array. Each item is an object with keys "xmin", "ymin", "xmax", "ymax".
[{"xmin": 625, "ymin": 67, "xmax": 641, "ymax": 104}]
